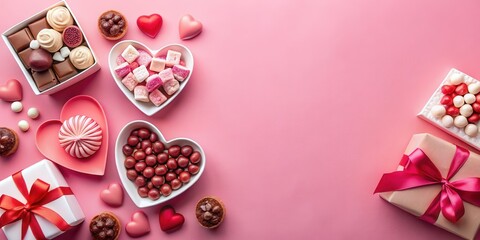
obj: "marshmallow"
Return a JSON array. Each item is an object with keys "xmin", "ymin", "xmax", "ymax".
[
  {"xmin": 149, "ymin": 58, "xmax": 166, "ymax": 72},
  {"xmin": 464, "ymin": 93, "xmax": 476, "ymax": 104},
  {"xmin": 450, "ymin": 73, "xmax": 464, "ymax": 85},
  {"xmin": 11, "ymin": 101, "xmax": 23, "ymax": 113},
  {"xmin": 172, "ymin": 65, "xmax": 190, "ymax": 81},
  {"xmin": 121, "ymin": 45, "xmax": 140, "ymax": 63},
  {"xmin": 53, "ymin": 52, "xmax": 65, "ymax": 62},
  {"xmin": 30, "ymin": 40, "xmax": 39, "ymax": 49},
  {"xmin": 454, "ymin": 115, "xmax": 468, "ymax": 128},
  {"xmin": 134, "ymin": 86, "xmax": 149, "ymax": 102},
  {"xmin": 165, "ymin": 50, "xmax": 181, "ymax": 67},
  {"xmin": 163, "ymin": 79, "xmax": 180, "ymax": 95},
  {"xmin": 146, "ymin": 75, "xmax": 163, "ymax": 92},
  {"xmin": 431, "ymin": 105, "xmax": 446, "ymax": 118},
  {"xmin": 18, "ymin": 120, "xmax": 29, "ymax": 132},
  {"xmin": 136, "ymin": 50, "xmax": 152, "ymax": 66},
  {"xmin": 60, "ymin": 47, "xmax": 70, "ymax": 58},
  {"xmin": 27, "ymin": 108, "xmax": 40, "ymax": 119},
  {"xmin": 453, "ymin": 95, "xmax": 465, "ymax": 108},
  {"xmin": 149, "ymin": 89, "xmax": 168, "ymax": 106},
  {"xmin": 465, "ymin": 124, "xmax": 479, "ymax": 137},
  {"xmin": 159, "ymin": 68, "xmax": 174, "ymax": 82},
  {"xmin": 132, "ymin": 65, "xmax": 149, "ymax": 83},
  {"xmin": 114, "ymin": 62, "xmax": 131, "ymax": 78},
  {"xmin": 441, "ymin": 115, "xmax": 454, "ymax": 127},
  {"xmin": 122, "ymin": 73, "xmax": 138, "ymax": 91}
]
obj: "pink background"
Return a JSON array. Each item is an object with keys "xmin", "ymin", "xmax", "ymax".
[{"xmin": 1, "ymin": 0, "xmax": 480, "ymax": 239}]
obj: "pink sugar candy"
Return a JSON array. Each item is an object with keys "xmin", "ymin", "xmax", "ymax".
[
  {"xmin": 121, "ymin": 72, "xmax": 138, "ymax": 91},
  {"xmin": 129, "ymin": 62, "xmax": 139, "ymax": 70},
  {"xmin": 163, "ymin": 79, "xmax": 180, "ymax": 95},
  {"xmin": 172, "ymin": 65, "xmax": 190, "ymax": 82},
  {"xmin": 158, "ymin": 68, "xmax": 174, "ymax": 82},
  {"xmin": 116, "ymin": 55, "xmax": 126, "ymax": 65},
  {"xmin": 134, "ymin": 86, "xmax": 149, "ymax": 102},
  {"xmin": 149, "ymin": 89, "xmax": 167, "ymax": 106},
  {"xmin": 114, "ymin": 62, "xmax": 131, "ymax": 78},
  {"xmin": 146, "ymin": 74, "xmax": 163, "ymax": 92},
  {"xmin": 165, "ymin": 50, "xmax": 181, "ymax": 67},
  {"xmin": 136, "ymin": 50, "xmax": 152, "ymax": 66}
]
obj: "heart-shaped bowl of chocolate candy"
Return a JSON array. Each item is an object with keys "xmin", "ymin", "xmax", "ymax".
[{"xmin": 115, "ymin": 120, "xmax": 205, "ymax": 208}]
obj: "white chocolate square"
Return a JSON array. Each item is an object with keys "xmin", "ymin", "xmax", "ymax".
[
  {"xmin": 132, "ymin": 65, "xmax": 149, "ymax": 83},
  {"xmin": 149, "ymin": 58, "xmax": 166, "ymax": 72},
  {"xmin": 121, "ymin": 45, "xmax": 140, "ymax": 63},
  {"xmin": 165, "ymin": 50, "xmax": 181, "ymax": 67}
]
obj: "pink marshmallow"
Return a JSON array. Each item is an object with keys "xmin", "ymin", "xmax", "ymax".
[
  {"xmin": 121, "ymin": 73, "xmax": 138, "ymax": 91},
  {"xmin": 116, "ymin": 55, "xmax": 126, "ymax": 65},
  {"xmin": 159, "ymin": 68, "xmax": 174, "ymax": 82},
  {"xmin": 172, "ymin": 65, "xmax": 190, "ymax": 81},
  {"xmin": 114, "ymin": 62, "xmax": 131, "ymax": 78},
  {"xmin": 165, "ymin": 50, "xmax": 181, "ymax": 67},
  {"xmin": 129, "ymin": 62, "xmax": 139, "ymax": 70},
  {"xmin": 163, "ymin": 79, "xmax": 180, "ymax": 95},
  {"xmin": 149, "ymin": 89, "xmax": 167, "ymax": 106},
  {"xmin": 136, "ymin": 50, "xmax": 152, "ymax": 66},
  {"xmin": 146, "ymin": 74, "xmax": 163, "ymax": 92},
  {"xmin": 134, "ymin": 86, "xmax": 149, "ymax": 102}
]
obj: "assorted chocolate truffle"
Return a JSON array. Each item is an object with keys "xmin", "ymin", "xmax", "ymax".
[
  {"xmin": 89, "ymin": 212, "xmax": 121, "ymax": 240},
  {"xmin": 0, "ymin": 128, "xmax": 19, "ymax": 157},
  {"xmin": 98, "ymin": 10, "xmax": 128, "ymax": 40},
  {"xmin": 195, "ymin": 197, "xmax": 226, "ymax": 229},
  {"xmin": 6, "ymin": 5, "xmax": 95, "ymax": 92}
]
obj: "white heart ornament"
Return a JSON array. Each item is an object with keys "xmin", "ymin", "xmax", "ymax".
[{"xmin": 108, "ymin": 40, "xmax": 194, "ymax": 116}]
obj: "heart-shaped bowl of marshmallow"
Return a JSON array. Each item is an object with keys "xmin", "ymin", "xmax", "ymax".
[
  {"xmin": 2, "ymin": 1, "xmax": 100, "ymax": 95},
  {"xmin": 115, "ymin": 120, "xmax": 205, "ymax": 208},
  {"xmin": 108, "ymin": 40, "xmax": 194, "ymax": 116},
  {"xmin": 419, "ymin": 68, "xmax": 480, "ymax": 150}
]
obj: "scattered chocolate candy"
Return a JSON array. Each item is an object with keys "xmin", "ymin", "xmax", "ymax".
[
  {"xmin": 29, "ymin": 48, "xmax": 53, "ymax": 72},
  {"xmin": 195, "ymin": 197, "xmax": 225, "ymax": 229},
  {"xmin": 10, "ymin": 101, "xmax": 23, "ymax": 113},
  {"xmin": 18, "ymin": 120, "xmax": 29, "ymax": 132},
  {"xmin": 89, "ymin": 212, "xmax": 121, "ymax": 240},
  {"xmin": 98, "ymin": 10, "xmax": 128, "ymax": 40},
  {"xmin": 0, "ymin": 127, "xmax": 19, "ymax": 156},
  {"xmin": 123, "ymin": 127, "xmax": 201, "ymax": 200}
]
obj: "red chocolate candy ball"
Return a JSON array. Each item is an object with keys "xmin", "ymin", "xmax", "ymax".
[
  {"xmin": 190, "ymin": 151, "xmax": 201, "ymax": 164},
  {"xmin": 145, "ymin": 155, "xmax": 157, "ymax": 166},
  {"xmin": 145, "ymin": 147, "xmax": 153, "ymax": 155},
  {"xmin": 157, "ymin": 153, "xmax": 169, "ymax": 164},
  {"xmin": 122, "ymin": 145, "xmax": 133, "ymax": 156},
  {"xmin": 134, "ymin": 151, "xmax": 146, "ymax": 161},
  {"xmin": 155, "ymin": 165, "xmax": 168, "ymax": 176},
  {"xmin": 440, "ymin": 94, "xmax": 453, "ymax": 106},
  {"xmin": 134, "ymin": 176, "xmax": 147, "ymax": 187},
  {"xmin": 148, "ymin": 188, "xmax": 160, "ymax": 200},
  {"xmin": 177, "ymin": 156, "xmax": 189, "ymax": 168},
  {"xmin": 128, "ymin": 136, "xmax": 139, "ymax": 146},
  {"xmin": 127, "ymin": 169, "xmax": 138, "ymax": 180},
  {"xmin": 179, "ymin": 171, "xmax": 191, "ymax": 183},
  {"xmin": 131, "ymin": 130, "xmax": 139, "ymax": 136},
  {"xmin": 446, "ymin": 106, "xmax": 460, "ymax": 116},
  {"xmin": 166, "ymin": 158, "xmax": 178, "ymax": 170},
  {"xmin": 468, "ymin": 114, "xmax": 480, "ymax": 124},
  {"xmin": 441, "ymin": 85, "xmax": 455, "ymax": 95},
  {"xmin": 175, "ymin": 168, "xmax": 183, "ymax": 175},
  {"xmin": 188, "ymin": 164, "xmax": 200, "ymax": 175},
  {"xmin": 152, "ymin": 141, "xmax": 165, "ymax": 153},
  {"xmin": 137, "ymin": 187, "xmax": 148, "ymax": 198},
  {"xmin": 473, "ymin": 103, "xmax": 480, "ymax": 113},
  {"xmin": 143, "ymin": 167, "xmax": 155, "ymax": 178},
  {"xmin": 181, "ymin": 145, "xmax": 193, "ymax": 157},
  {"xmin": 171, "ymin": 179, "xmax": 182, "ymax": 190},
  {"xmin": 151, "ymin": 175, "xmax": 165, "ymax": 187},
  {"xmin": 141, "ymin": 140, "xmax": 152, "ymax": 150},
  {"xmin": 135, "ymin": 161, "xmax": 147, "ymax": 172},
  {"xmin": 138, "ymin": 128, "xmax": 150, "ymax": 140},
  {"xmin": 160, "ymin": 184, "xmax": 172, "ymax": 196},
  {"xmin": 168, "ymin": 145, "xmax": 181, "ymax": 158},
  {"xmin": 165, "ymin": 172, "xmax": 177, "ymax": 182},
  {"xmin": 455, "ymin": 83, "xmax": 468, "ymax": 95},
  {"xmin": 124, "ymin": 156, "xmax": 136, "ymax": 169},
  {"xmin": 147, "ymin": 181, "xmax": 154, "ymax": 189},
  {"xmin": 149, "ymin": 133, "xmax": 158, "ymax": 142}
]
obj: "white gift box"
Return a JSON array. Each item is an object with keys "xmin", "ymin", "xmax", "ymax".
[
  {"xmin": 0, "ymin": 160, "xmax": 84, "ymax": 239},
  {"xmin": 1, "ymin": 0, "xmax": 100, "ymax": 95}
]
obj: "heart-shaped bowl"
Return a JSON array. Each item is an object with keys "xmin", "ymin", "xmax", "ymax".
[
  {"xmin": 108, "ymin": 40, "xmax": 194, "ymax": 116},
  {"xmin": 115, "ymin": 120, "xmax": 205, "ymax": 208}
]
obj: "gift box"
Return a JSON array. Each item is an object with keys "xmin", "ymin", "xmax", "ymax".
[
  {"xmin": 0, "ymin": 160, "xmax": 84, "ymax": 239},
  {"xmin": 375, "ymin": 133, "xmax": 480, "ymax": 240}
]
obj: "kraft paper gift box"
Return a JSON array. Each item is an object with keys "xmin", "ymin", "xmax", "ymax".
[
  {"xmin": 375, "ymin": 133, "xmax": 480, "ymax": 240},
  {"xmin": 0, "ymin": 160, "xmax": 84, "ymax": 240}
]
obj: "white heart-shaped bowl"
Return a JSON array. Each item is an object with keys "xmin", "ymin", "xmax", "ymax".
[
  {"xmin": 109, "ymin": 40, "xmax": 194, "ymax": 116},
  {"xmin": 115, "ymin": 120, "xmax": 205, "ymax": 208}
]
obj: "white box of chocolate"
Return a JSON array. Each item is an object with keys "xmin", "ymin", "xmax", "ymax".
[
  {"xmin": 418, "ymin": 68, "xmax": 480, "ymax": 150},
  {"xmin": 2, "ymin": 0, "xmax": 100, "ymax": 95}
]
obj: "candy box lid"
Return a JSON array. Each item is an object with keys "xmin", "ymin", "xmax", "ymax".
[
  {"xmin": 0, "ymin": 159, "xmax": 84, "ymax": 239},
  {"xmin": 1, "ymin": 0, "xmax": 100, "ymax": 95}
]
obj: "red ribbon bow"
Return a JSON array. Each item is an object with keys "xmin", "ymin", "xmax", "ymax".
[
  {"xmin": 374, "ymin": 146, "xmax": 480, "ymax": 223},
  {"xmin": 0, "ymin": 172, "xmax": 74, "ymax": 240}
]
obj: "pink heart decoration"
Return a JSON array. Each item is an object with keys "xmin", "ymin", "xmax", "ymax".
[
  {"xmin": 126, "ymin": 211, "xmax": 151, "ymax": 238},
  {"xmin": 35, "ymin": 95, "xmax": 109, "ymax": 175},
  {"xmin": 159, "ymin": 205, "xmax": 185, "ymax": 232},
  {"xmin": 0, "ymin": 79, "xmax": 22, "ymax": 102},
  {"xmin": 179, "ymin": 14, "xmax": 203, "ymax": 40},
  {"xmin": 100, "ymin": 183, "xmax": 124, "ymax": 207}
]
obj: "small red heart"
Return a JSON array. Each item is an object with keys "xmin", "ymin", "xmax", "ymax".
[
  {"xmin": 441, "ymin": 85, "xmax": 455, "ymax": 95},
  {"xmin": 440, "ymin": 94, "xmax": 453, "ymax": 106},
  {"xmin": 455, "ymin": 83, "xmax": 468, "ymax": 95},
  {"xmin": 137, "ymin": 14, "xmax": 163, "ymax": 38},
  {"xmin": 159, "ymin": 205, "xmax": 185, "ymax": 232},
  {"xmin": 0, "ymin": 79, "xmax": 22, "ymax": 102},
  {"xmin": 446, "ymin": 106, "xmax": 460, "ymax": 116}
]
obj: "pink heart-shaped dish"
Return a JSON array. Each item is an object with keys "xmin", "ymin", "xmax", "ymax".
[
  {"xmin": 35, "ymin": 95, "xmax": 109, "ymax": 175},
  {"xmin": 115, "ymin": 120, "xmax": 205, "ymax": 208},
  {"xmin": 108, "ymin": 40, "xmax": 194, "ymax": 116}
]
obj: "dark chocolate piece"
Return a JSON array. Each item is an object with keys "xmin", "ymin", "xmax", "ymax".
[
  {"xmin": 7, "ymin": 28, "xmax": 33, "ymax": 52},
  {"xmin": 29, "ymin": 49, "xmax": 53, "ymax": 72},
  {"xmin": 89, "ymin": 212, "xmax": 120, "ymax": 240},
  {"xmin": 28, "ymin": 18, "xmax": 51, "ymax": 38},
  {"xmin": 32, "ymin": 69, "xmax": 58, "ymax": 91},
  {"xmin": 18, "ymin": 48, "xmax": 33, "ymax": 69},
  {"xmin": 0, "ymin": 128, "xmax": 18, "ymax": 156},
  {"xmin": 53, "ymin": 60, "xmax": 78, "ymax": 82}
]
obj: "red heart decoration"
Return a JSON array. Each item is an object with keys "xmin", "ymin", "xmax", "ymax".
[
  {"xmin": 159, "ymin": 205, "xmax": 185, "ymax": 232},
  {"xmin": 137, "ymin": 14, "xmax": 163, "ymax": 38},
  {"xmin": 35, "ymin": 95, "xmax": 109, "ymax": 175},
  {"xmin": 100, "ymin": 183, "xmax": 124, "ymax": 207},
  {"xmin": 126, "ymin": 211, "xmax": 151, "ymax": 237},
  {"xmin": 0, "ymin": 79, "xmax": 22, "ymax": 102}
]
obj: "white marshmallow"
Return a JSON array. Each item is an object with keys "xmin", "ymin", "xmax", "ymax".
[
  {"xmin": 132, "ymin": 65, "xmax": 149, "ymax": 83},
  {"xmin": 121, "ymin": 45, "xmax": 140, "ymax": 63},
  {"xmin": 18, "ymin": 120, "xmax": 29, "ymax": 132},
  {"xmin": 11, "ymin": 101, "xmax": 23, "ymax": 113},
  {"xmin": 53, "ymin": 52, "xmax": 65, "ymax": 62},
  {"xmin": 450, "ymin": 73, "xmax": 464, "ymax": 85},
  {"xmin": 29, "ymin": 40, "xmax": 39, "ymax": 49},
  {"xmin": 431, "ymin": 105, "xmax": 446, "ymax": 118},
  {"xmin": 27, "ymin": 108, "xmax": 40, "ymax": 119},
  {"xmin": 460, "ymin": 104, "xmax": 473, "ymax": 117},
  {"xmin": 60, "ymin": 47, "xmax": 70, "ymax": 58},
  {"xmin": 454, "ymin": 116, "xmax": 469, "ymax": 128},
  {"xmin": 468, "ymin": 82, "xmax": 480, "ymax": 95},
  {"xmin": 464, "ymin": 93, "xmax": 476, "ymax": 104},
  {"xmin": 441, "ymin": 115, "xmax": 454, "ymax": 127},
  {"xmin": 453, "ymin": 95, "xmax": 465, "ymax": 108},
  {"xmin": 465, "ymin": 124, "xmax": 479, "ymax": 137}
]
